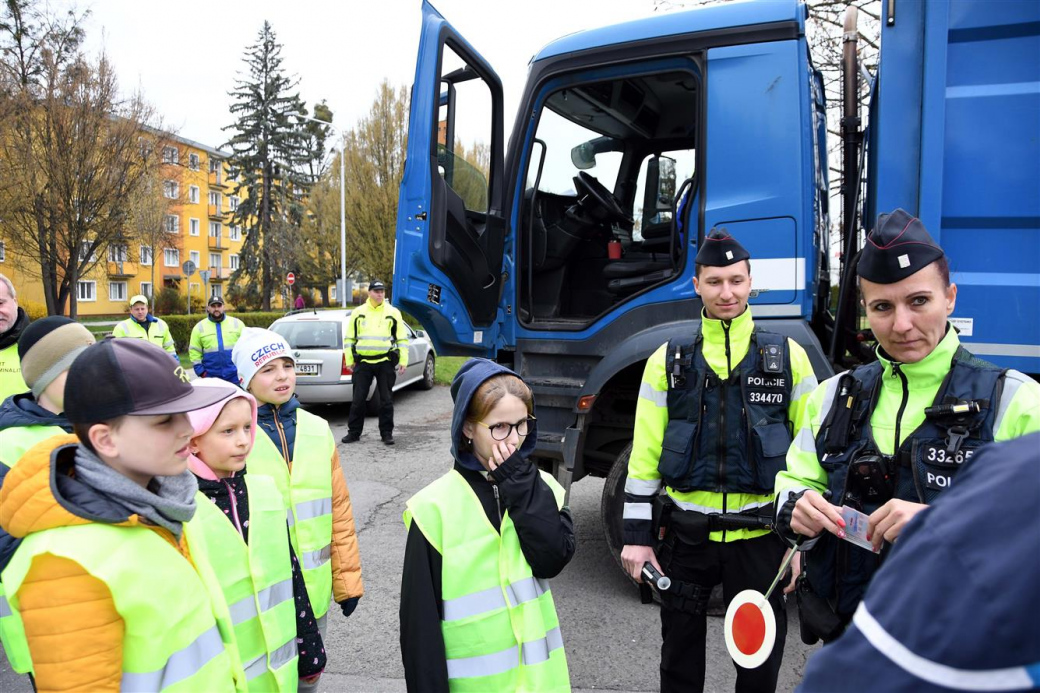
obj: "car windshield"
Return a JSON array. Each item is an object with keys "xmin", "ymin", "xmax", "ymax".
[{"xmin": 271, "ymin": 320, "xmax": 342, "ymax": 349}]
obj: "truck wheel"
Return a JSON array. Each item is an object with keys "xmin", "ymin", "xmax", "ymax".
[{"xmin": 600, "ymin": 443, "xmax": 658, "ymax": 601}]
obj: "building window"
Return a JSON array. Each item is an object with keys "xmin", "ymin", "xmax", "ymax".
[
  {"xmin": 229, "ymin": 226, "xmax": 241, "ymax": 241},
  {"xmin": 0, "ymin": 240, "xmax": 5, "ymax": 262},
  {"xmin": 209, "ymin": 253, "xmax": 221, "ymax": 269},
  {"xmin": 162, "ymin": 146, "xmax": 178, "ymax": 164},
  {"xmin": 140, "ymin": 281, "xmax": 153, "ymax": 298},
  {"xmin": 209, "ymin": 222, "xmax": 221, "ymax": 238},
  {"xmin": 77, "ymin": 280, "xmax": 96, "ymax": 302},
  {"xmin": 189, "ymin": 250, "xmax": 200, "ymax": 267},
  {"xmin": 165, "ymin": 215, "xmax": 179, "ymax": 233},
  {"xmin": 209, "ymin": 158, "xmax": 221, "ymax": 174},
  {"xmin": 330, "ymin": 285, "xmax": 337, "ymax": 301},
  {"xmin": 188, "ymin": 153, "xmax": 200, "ymax": 171},
  {"xmin": 140, "ymin": 246, "xmax": 152, "ymax": 265},
  {"xmin": 190, "ymin": 218, "xmax": 200, "ymax": 236},
  {"xmin": 79, "ymin": 241, "xmax": 96, "ymax": 262},
  {"xmin": 229, "ymin": 254, "xmax": 239, "ymax": 270},
  {"xmin": 109, "ymin": 281, "xmax": 127, "ymax": 302},
  {"xmin": 164, "ymin": 248, "xmax": 179, "ymax": 267},
  {"xmin": 189, "ymin": 185, "xmax": 200, "ymax": 204},
  {"xmin": 163, "ymin": 180, "xmax": 179, "ymax": 199},
  {"xmin": 211, "ymin": 284, "xmax": 222, "ymax": 299},
  {"xmin": 208, "ymin": 191, "xmax": 221, "ymax": 208},
  {"xmin": 107, "ymin": 244, "xmax": 128, "ymax": 262},
  {"xmin": 229, "ymin": 196, "xmax": 239, "ymax": 211}
]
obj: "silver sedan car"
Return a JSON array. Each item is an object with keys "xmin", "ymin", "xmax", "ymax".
[{"xmin": 269, "ymin": 309, "xmax": 436, "ymax": 408}]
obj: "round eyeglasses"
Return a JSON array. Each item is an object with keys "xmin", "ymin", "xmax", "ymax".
[{"xmin": 477, "ymin": 416, "xmax": 535, "ymax": 441}]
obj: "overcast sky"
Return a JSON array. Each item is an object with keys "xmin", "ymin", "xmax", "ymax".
[{"xmin": 58, "ymin": 0, "xmax": 665, "ymax": 149}]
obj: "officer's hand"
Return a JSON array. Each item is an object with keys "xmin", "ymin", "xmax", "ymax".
[
  {"xmin": 396, "ymin": 365, "xmax": 406, "ymax": 376},
  {"xmin": 791, "ymin": 490, "xmax": 846, "ymax": 539},
  {"xmin": 621, "ymin": 544, "xmax": 661, "ymax": 583},
  {"xmin": 867, "ymin": 499, "xmax": 927, "ymax": 551},
  {"xmin": 782, "ymin": 549, "xmax": 801, "ymax": 595}
]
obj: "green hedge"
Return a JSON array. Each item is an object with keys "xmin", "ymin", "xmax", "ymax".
[{"xmin": 162, "ymin": 312, "xmax": 287, "ymax": 352}]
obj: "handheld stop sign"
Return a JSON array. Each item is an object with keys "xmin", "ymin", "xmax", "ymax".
[{"xmin": 723, "ymin": 546, "xmax": 798, "ymax": 668}]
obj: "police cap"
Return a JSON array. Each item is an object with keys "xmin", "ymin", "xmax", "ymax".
[
  {"xmin": 858, "ymin": 209, "xmax": 945, "ymax": 284},
  {"xmin": 694, "ymin": 228, "xmax": 750, "ymax": 267}
]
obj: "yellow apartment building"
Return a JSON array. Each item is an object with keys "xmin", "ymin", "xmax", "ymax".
[{"xmin": 0, "ymin": 133, "xmax": 250, "ymax": 317}]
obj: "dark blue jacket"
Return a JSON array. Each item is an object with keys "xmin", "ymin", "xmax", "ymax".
[
  {"xmin": 256, "ymin": 396, "xmax": 301, "ymax": 461},
  {"xmin": 798, "ymin": 433, "xmax": 1040, "ymax": 692}
]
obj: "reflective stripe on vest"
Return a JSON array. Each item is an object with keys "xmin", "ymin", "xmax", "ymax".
[
  {"xmin": 186, "ymin": 474, "xmax": 298, "ymax": 692},
  {"xmin": 1, "ymin": 522, "xmax": 245, "ymax": 691},
  {"xmin": 246, "ymin": 409, "xmax": 335, "ymax": 619},
  {"xmin": 404, "ymin": 470, "xmax": 571, "ymax": 692}
]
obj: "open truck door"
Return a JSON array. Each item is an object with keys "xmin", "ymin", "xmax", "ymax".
[{"xmin": 393, "ymin": 1, "xmax": 506, "ymax": 357}]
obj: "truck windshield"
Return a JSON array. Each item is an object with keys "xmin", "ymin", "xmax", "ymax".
[{"xmin": 525, "ymin": 108, "xmax": 622, "ymax": 195}]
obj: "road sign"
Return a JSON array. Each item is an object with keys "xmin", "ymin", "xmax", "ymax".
[
  {"xmin": 182, "ymin": 260, "xmax": 197, "ymax": 277},
  {"xmin": 286, "ymin": 272, "xmax": 296, "ymax": 286},
  {"xmin": 199, "ymin": 269, "xmax": 211, "ymax": 284}
]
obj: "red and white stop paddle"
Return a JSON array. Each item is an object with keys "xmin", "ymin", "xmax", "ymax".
[{"xmin": 723, "ymin": 547, "xmax": 798, "ymax": 668}]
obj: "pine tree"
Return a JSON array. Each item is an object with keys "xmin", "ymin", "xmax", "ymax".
[{"xmin": 223, "ymin": 21, "xmax": 315, "ymax": 310}]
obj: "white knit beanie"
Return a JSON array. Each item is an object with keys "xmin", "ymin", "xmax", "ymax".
[{"xmin": 231, "ymin": 328, "xmax": 296, "ymax": 390}]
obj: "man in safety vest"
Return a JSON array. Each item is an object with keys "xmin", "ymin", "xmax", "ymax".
[
  {"xmin": 342, "ymin": 280, "xmax": 409, "ymax": 446},
  {"xmin": 112, "ymin": 294, "xmax": 178, "ymax": 360},
  {"xmin": 0, "ymin": 338, "xmax": 245, "ymax": 691},
  {"xmin": 621, "ymin": 230, "xmax": 819, "ymax": 693},
  {"xmin": 0, "ymin": 274, "xmax": 30, "ymax": 401},
  {"xmin": 774, "ymin": 210, "xmax": 1040, "ymax": 643},
  {"xmin": 189, "ymin": 296, "xmax": 245, "ymax": 384}
]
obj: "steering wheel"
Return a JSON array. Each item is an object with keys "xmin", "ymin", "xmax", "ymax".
[{"xmin": 573, "ymin": 171, "xmax": 633, "ymax": 225}]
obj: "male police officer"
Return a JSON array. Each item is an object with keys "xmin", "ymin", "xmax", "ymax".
[
  {"xmin": 341, "ymin": 280, "xmax": 408, "ymax": 445},
  {"xmin": 775, "ymin": 210, "xmax": 1040, "ymax": 642},
  {"xmin": 622, "ymin": 230, "xmax": 819, "ymax": 693},
  {"xmin": 0, "ymin": 274, "xmax": 30, "ymax": 401},
  {"xmin": 188, "ymin": 296, "xmax": 245, "ymax": 384},
  {"xmin": 112, "ymin": 294, "xmax": 177, "ymax": 360}
]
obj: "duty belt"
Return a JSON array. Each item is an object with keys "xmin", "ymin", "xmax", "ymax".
[{"xmin": 670, "ymin": 506, "xmax": 774, "ymax": 533}]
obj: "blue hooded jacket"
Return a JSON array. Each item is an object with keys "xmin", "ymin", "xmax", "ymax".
[
  {"xmin": 449, "ymin": 358, "xmax": 537, "ymax": 471},
  {"xmin": 798, "ymin": 433, "xmax": 1040, "ymax": 692}
]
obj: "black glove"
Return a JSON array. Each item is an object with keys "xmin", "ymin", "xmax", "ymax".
[
  {"xmin": 488, "ymin": 450, "xmax": 527, "ymax": 484},
  {"xmin": 339, "ymin": 596, "xmax": 360, "ymax": 618}
]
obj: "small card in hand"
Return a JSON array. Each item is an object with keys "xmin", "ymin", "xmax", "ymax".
[{"xmin": 840, "ymin": 506, "xmax": 880, "ymax": 553}]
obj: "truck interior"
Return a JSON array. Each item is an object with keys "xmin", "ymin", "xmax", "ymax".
[{"xmin": 518, "ymin": 66, "xmax": 699, "ymax": 325}]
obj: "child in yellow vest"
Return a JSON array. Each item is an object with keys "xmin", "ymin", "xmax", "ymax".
[
  {"xmin": 186, "ymin": 378, "xmax": 326, "ymax": 690},
  {"xmin": 231, "ymin": 328, "xmax": 363, "ymax": 690},
  {"xmin": 401, "ymin": 358, "xmax": 575, "ymax": 691},
  {"xmin": 0, "ymin": 338, "xmax": 245, "ymax": 692}
]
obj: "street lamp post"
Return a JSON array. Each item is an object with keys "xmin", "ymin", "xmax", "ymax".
[{"xmin": 299, "ymin": 113, "xmax": 348, "ymax": 307}]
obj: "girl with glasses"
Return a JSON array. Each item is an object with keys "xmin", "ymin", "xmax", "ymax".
[{"xmin": 400, "ymin": 358, "xmax": 576, "ymax": 692}]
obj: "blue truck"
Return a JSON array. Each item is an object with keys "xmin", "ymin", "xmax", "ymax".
[{"xmin": 393, "ymin": 0, "xmax": 1040, "ymax": 567}]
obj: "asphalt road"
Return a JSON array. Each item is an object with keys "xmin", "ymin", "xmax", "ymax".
[{"xmin": 1, "ymin": 384, "xmax": 820, "ymax": 692}]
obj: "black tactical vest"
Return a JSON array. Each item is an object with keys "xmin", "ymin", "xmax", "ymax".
[
  {"xmin": 806, "ymin": 346, "xmax": 1005, "ymax": 616},
  {"xmin": 657, "ymin": 328, "xmax": 793, "ymax": 495}
]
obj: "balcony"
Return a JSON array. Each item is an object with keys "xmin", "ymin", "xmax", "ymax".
[
  {"xmin": 208, "ymin": 170, "xmax": 226, "ymax": 189},
  {"xmin": 107, "ymin": 261, "xmax": 138, "ymax": 278},
  {"xmin": 207, "ymin": 235, "xmax": 228, "ymax": 251},
  {"xmin": 207, "ymin": 267, "xmax": 232, "ymax": 282},
  {"xmin": 208, "ymin": 204, "xmax": 227, "ymax": 221}
]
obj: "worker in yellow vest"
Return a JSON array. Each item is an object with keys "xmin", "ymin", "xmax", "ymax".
[
  {"xmin": 0, "ymin": 339, "xmax": 245, "ymax": 692},
  {"xmin": 401, "ymin": 359, "xmax": 575, "ymax": 691},
  {"xmin": 0, "ymin": 273, "xmax": 30, "ymax": 401},
  {"xmin": 112, "ymin": 294, "xmax": 177, "ymax": 360}
]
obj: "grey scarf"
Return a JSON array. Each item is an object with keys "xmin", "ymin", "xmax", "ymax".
[{"xmin": 73, "ymin": 446, "xmax": 198, "ymax": 540}]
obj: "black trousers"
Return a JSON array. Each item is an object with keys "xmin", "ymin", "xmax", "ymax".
[
  {"xmin": 660, "ymin": 533, "xmax": 788, "ymax": 693},
  {"xmin": 347, "ymin": 360, "xmax": 397, "ymax": 437}
]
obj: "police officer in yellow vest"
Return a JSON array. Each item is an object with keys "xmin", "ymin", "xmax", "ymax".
[
  {"xmin": 774, "ymin": 210, "xmax": 1040, "ymax": 642},
  {"xmin": 0, "ymin": 338, "xmax": 245, "ymax": 692},
  {"xmin": 0, "ymin": 274, "xmax": 30, "ymax": 401},
  {"xmin": 342, "ymin": 280, "xmax": 408, "ymax": 445},
  {"xmin": 112, "ymin": 294, "xmax": 178, "ymax": 360},
  {"xmin": 621, "ymin": 230, "xmax": 819, "ymax": 693},
  {"xmin": 189, "ymin": 296, "xmax": 246, "ymax": 385},
  {"xmin": 401, "ymin": 358, "xmax": 574, "ymax": 692}
]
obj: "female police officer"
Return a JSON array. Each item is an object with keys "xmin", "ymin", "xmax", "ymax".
[{"xmin": 774, "ymin": 209, "xmax": 1040, "ymax": 640}]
